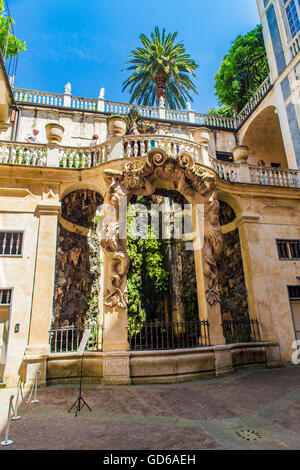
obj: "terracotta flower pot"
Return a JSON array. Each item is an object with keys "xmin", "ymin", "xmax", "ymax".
[
  {"xmin": 232, "ymin": 145, "xmax": 249, "ymax": 163},
  {"xmin": 193, "ymin": 127, "xmax": 210, "ymax": 145},
  {"xmin": 45, "ymin": 123, "xmax": 65, "ymax": 144},
  {"xmin": 108, "ymin": 115, "xmax": 127, "ymax": 137}
]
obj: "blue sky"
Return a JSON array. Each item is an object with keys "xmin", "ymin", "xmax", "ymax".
[{"xmin": 10, "ymin": 0, "xmax": 260, "ymax": 113}]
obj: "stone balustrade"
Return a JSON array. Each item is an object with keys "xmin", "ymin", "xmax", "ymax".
[
  {"xmin": 236, "ymin": 76, "xmax": 272, "ymax": 127},
  {"xmin": 0, "ymin": 138, "xmax": 299, "ymax": 189},
  {"xmin": 249, "ymin": 165, "xmax": 299, "ymax": 187},
  {"xmin": 0, "ymin": 141, "xmax": 47, "ymax": 166},
  {"xmin": 13, "ymin": 89, "xmax": 65, "ymax": 107},
  {"xmin": 12, "ymin": 85, "xmax": 262, "ymax": 130},
  {"xmin": 165, "ymin": 109, "xmax": 189, "ymax": 123},
  {"xmin": 195, "ymin": 113, "xmax": 236, "ymax": 129},
  {"xmin": 58, "ymin": 135, "xmax": 203, "ymax": 167},
  {"xmin": 290, "ymin": 30, "xmax": 300, "ymax": 60},
  {"xmin": 121, "ymin": 134, "xmax": 203, "ymax": 162},
  {"xmin": 70, "ymin": 96, "xmax": 98, "ymax": 111},
  {"xmin": 209, "ymin": 157, "xmax": 240, "ymax": 183},
  {"xmin": 105, "ymin": 101, "xmax": 159, "ymax": 119},
  {"xmin": 209, "ymin": 155, "xmax": 300, "ymax": 188},
  {"xmin": 58, "ymin": 142, "xmax": 110, "ymax": 168}
]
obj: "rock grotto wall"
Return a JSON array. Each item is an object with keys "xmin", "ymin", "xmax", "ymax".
[
  {"xmin": 217, "ymin": 201, "xmax": 250, "ymax": 322},
  {"xmin": 53, "ymin": 190, "xmax": 103, "ymax": 327}
]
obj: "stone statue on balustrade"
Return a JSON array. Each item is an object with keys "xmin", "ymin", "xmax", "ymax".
[{"xmin": 64, "ymin": 82, "xmax": 72, "ymax": 95}]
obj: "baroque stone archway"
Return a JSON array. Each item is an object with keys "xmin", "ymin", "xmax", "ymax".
[{"xmin": 97, "ymin": 150, "xmax": 225, "ymax": 351}]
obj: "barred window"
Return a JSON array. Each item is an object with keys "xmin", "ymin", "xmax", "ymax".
[
  {"xmin": 277, "ymin": 239, "xmax": 300, "ymax": 259},
  {"xmin": 216, "ymin": 151, "xmax": 234, "ymax": 163},
  {"xmin": 288, "ymin": 285, "xmax": 300, "ymax": 299},
  {"xmin": 0, "ymin": 289, "xmax": 12, "ymax": 305},
  {"xmin": 0, "ymin": 232, "xmax": 23, "ymax": 256}
]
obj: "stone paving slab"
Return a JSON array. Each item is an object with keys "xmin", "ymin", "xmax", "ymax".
[
  {"xmin": 0, "ymin": 388, "xmax": 17, "ymax": 433},
  {"xmin": 1, "ymin": 366, "xmax": 300, "ymax": 450},
  {"xmin": 0, "ymin": 413, "xmax": 218, "ymax": 450},
  {"xmin": 271, "ymin": 399, "xmax": 300, "ymax": 437}
]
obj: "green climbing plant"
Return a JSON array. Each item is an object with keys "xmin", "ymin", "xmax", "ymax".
[
  {"xmin": 127, "ymin": 200, "xmax": 169, "ymax": 335},
  {"xmin": 0, "ymin": 1, "xmax": 26, "ymax": 59}
]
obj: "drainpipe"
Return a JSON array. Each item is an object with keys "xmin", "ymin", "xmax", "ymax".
[
  {"xmin": 13, "ymin": 106, "xmax": 21, "ymax": 142},
  {"xmin": 10, "ymin": 107, "xmax": 16, "ymax": 141}
]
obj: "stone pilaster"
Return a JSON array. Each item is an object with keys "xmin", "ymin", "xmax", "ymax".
[
  {"xmin": 194, "ymin": 248, "xmax": 226, "ymax": 345},
  {"xmin": 101, "ymin": 253, "xmax": 130, "ymax": 352},
  {"xmin": 214, "ymin": 345, "xmax": 234, "ymax": 377},
  {"xmin": 265, "ymin": 342, "xmax": 283, "ymax": 368},
  {"xmin": 25, "ymin": 201, "xmax": 61, "ymax": 358},
  {"xmin": 192, "ymin": 200, "xmax": 226, "ymax": 346},
  {"xmin": 237, "ymin": 213, "xmax": 277, "ymax": 342},
  {"xmin": 102, "ymin": 352, "xmax": 131, "ymax": 385}
]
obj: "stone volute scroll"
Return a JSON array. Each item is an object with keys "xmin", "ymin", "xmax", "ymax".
[{"xmin": 97, "ymin": 169, "xmax": 130, "ymax": 311}]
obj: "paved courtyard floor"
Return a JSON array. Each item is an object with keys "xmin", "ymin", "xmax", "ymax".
[{"xmin": 1, "ymin": 365, "xmax": 300, "ymax": 450}]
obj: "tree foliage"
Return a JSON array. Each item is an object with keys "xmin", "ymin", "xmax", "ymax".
[
  {"xmin": 122, "ymin": 26, "xmax": 198, "ymax": 110},
  {"xmin": 207, "ymin": 104, "xmax": 234, "ymax": 118},
  {"xmin": 213, "ymin": 24, "xmax": 268, "ymax": 114},
  {"xmin": 0, "ymin": 0, "xmax": 26, "ymax": 59}
]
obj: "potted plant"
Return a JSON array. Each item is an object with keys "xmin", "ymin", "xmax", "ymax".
[{"xmin": 108, "ymin": 115, "xmax": 127, "ymax": 137}]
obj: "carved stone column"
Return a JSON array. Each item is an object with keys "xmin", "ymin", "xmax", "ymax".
[
  {"xmin": 97, "ymin": 170, "xmax": 131, "ymax": 353},
  {"xmin": 191, "ymin": 196, "xmax": 225, "ymax": 345}
]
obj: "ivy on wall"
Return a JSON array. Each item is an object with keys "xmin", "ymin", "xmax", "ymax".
[{"xmin": 127, "ymin": 200, "xmax": 169, "ymax": 334}]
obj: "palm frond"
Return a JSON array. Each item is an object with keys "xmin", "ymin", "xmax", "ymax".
[{"xmin": 122, "ymin": 27, "xmax": 198, "ymax": 110}]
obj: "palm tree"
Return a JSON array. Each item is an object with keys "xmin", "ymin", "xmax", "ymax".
[{"xmin": 122, "ymin": 27, "xmax": 198, "ymax": 110}]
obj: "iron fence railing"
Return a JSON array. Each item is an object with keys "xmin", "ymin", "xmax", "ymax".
[
  {"xmin": 222, "ymin": 319, "xmax": 261, "ymax": 344},
  {"xmin": 129, "ymin": 320, "xmax": 210, "ymax": 351},
  {"xmin": 49, "ymin": 322, "xmax": 103, "ymax": 353}
]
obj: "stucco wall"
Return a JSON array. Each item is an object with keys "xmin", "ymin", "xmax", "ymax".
[{"xmin": 0, "ymin": 208, "xmax": 39, "ymax": 385}]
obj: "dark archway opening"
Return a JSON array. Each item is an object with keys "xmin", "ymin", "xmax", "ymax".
[
  {"xmin": 127, "ymin": 189, "xmax": 199, "ymax": 335},
  {"xmin": 53, "ymin": 189, "xmax": 103, "ymax": 328}
]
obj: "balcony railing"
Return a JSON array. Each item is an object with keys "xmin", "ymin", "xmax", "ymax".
[
  {"xmin": 236, "ymin": 76, "xmax": 272, "ymax": 127},
  {"xmin": 222, "ymin": 319, "xmax": 261, "ymax": 344},
  {"xmin": 0, "ymin": 141, "xmax": 47, "ymax": 166},
  {"xmin": 209, "ymin": 156, "xmax": 300, "ymax": 188},
  {"xmin": 249, "ymin": 165, "xmax": 299, "ymax": 187},
  {"xmin": 290, "ymin": 30, "xmax": 300, "ymax": 60},
  {"xmin": 13, "ymin": 78, "xmax": 272, "ymax": 131},
  {"xmin": 49, "ymin": 322, "xmax": 103, "ymax": 354},
  {"xmin": 121, "ymin": 134, "xmax": 203, "ymax": 161},
  {"xmin": 209, "ymin": 158, "xmax": 240, "ymax": 183},
  {"xmin": 0, "ymin": 137, "xmax": 299, "ymax": 189},
  {"xmin": 12, "ymin": 88, "xmax": 236, "ymax": 130},
  {"xmin": 129, "ymin": 320, "xmax": 210, "ymax": 351}
]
